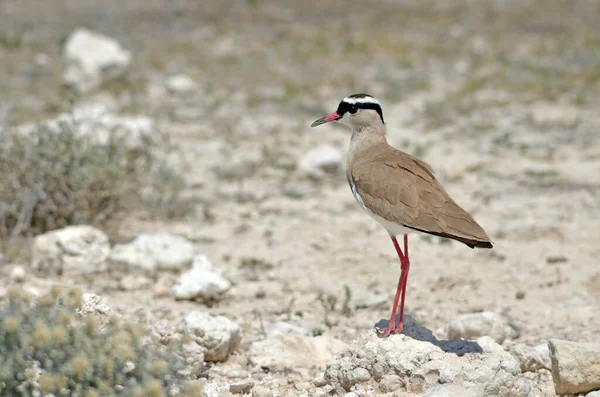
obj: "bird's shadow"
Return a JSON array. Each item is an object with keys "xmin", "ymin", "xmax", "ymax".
[{"xmin": 374, "ymin": 315, "xmax": 483, "ymax": 356}]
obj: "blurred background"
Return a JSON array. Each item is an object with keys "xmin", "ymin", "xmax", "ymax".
[{"xmin": 1, "ymin": 0, "xmax": 599, "ymax": 396}]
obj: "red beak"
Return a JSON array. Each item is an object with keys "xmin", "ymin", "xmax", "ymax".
[{"xmin": 311, "ymin": 112, "xmax": 341, "ymax": 127}]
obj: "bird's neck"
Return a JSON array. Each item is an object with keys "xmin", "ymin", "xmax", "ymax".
[{"xmin": 347, "ymin": 125, "xmax": 388, "ymax": 167}]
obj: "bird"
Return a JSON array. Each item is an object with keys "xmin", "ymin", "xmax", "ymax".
[{"xmin": 311, "ymin": 93, "xmax": 493, "ymax": 338}]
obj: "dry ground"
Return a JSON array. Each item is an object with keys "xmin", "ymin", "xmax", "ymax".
[{"xmin": 1, "ymin": 0, "xmax": 600, "ymax": 395}]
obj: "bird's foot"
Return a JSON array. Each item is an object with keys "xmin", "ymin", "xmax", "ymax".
[
  {"xmin": 393, "ymin": 322, "xmax": 404, "ymax": 334},
  {"xmin": 377, "ymin": 322, "xmax": 404, "ymax": 338},
  {"xmin": 378, "ymin": 326, "xmax": 394, "ymax": 338}
]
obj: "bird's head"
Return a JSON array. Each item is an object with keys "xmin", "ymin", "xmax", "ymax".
[{"xmin": 311, "ymin": 93, "xmax": 385, "ymax": 131}]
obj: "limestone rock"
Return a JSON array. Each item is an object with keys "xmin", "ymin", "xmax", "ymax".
[
  {"xmin": 110, "ymin": 233, "xmax": 195, "ymax": 271},
  {"xmin": 511, "ymin": 343, "xmax": 551, "ymax": 372},
  {"xmin": 183, "ymin": 311, "xmax": 241, "ymax": 362},
  {"xmin": 31, "ymin": 225, "xmax": 110, "ymax": 274},
  {"xmin": 298, "ymin": 145, "xmax": 342, "ymax": 179},
  {"xmin": 172, "ymin": 255, "xmax": 231, "ymax": 301},
  {"xmin": 167, "ymin": 74, "xmax": 197, "ymax": 95},
  {"xmin": 549, "ymin": 339, "xmax": 600, "ymax": 395},
  {"xmin": 77, "ymin": 293, "xmax": 118, "ymax": 330},
  {"xmin": 448, "ymin": 312, "xmax": 510, "ymax": 344},
  {"xmin": 18, "ymin": 104, "xmax": 156, "ymax": 151},
  {"xmin": 10, "ymin": 266, "xmax": 26, "ymax": 283},
  {"xmin": 324, "ymin": 328, "xmax": 531, "ymax": 396},
  {"xmin": 63, "ymin": 28, "xmax": 131, "ymax": 93},
  {"xmin": 249, "ymin": 333, "xmax": 347, "ymax": 371}
]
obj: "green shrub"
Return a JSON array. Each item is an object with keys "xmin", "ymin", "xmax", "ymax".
[
  {"xmin": 0, "ymin": 119, "xmax": 187, "ymax": 239},
  {"xmin": 0, "ymin": 287, "xmax": 202, "ymax": 396}
]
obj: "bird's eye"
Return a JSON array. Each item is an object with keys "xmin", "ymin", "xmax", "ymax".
[{"xmin": 348, "ymin": 106, "xmax": 358, "ymax": 115}]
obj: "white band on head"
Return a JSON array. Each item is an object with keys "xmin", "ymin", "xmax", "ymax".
[{"xmin": 342, "ymin": 96, "xmax": 381, "ymax": 106}]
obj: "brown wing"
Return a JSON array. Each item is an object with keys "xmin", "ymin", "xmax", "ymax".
[{"xmin": 351, "ymin": 148, "xmax": 493, "ymax": 249}]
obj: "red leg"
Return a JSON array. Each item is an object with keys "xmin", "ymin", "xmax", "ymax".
[
  {"xmin": 380, "ymin": 235, "xmax": 408, "ymax": 338},
  {"xmin": 394, "ymin": 234, "xmax": 410, "ymax": 333}
]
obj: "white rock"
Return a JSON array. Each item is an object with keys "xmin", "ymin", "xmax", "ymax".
[
  {"xmin": 31, "ymin": 225, "xmax": 110, "ymax": 274},
  {"xmin": 267, "ymin": 321, "xmax": 310, "ymax": 338},
  {"xmin": 549, "ymin": 339, "xmax": 600, "ymax": 395},
  {"xmin": 423, "ymin": 385, "xmax": 479, "ymax": 397},
  {"xmin": 511, "ymin": 343, "xmax": 551, "ymax": 372},
  {"xmin": 183, "ymin": 311, "xmax": 241, "ymax": 362},
  {"xmin": 77, "ymin": 293, "xmax": 118, "ymax": 329},
  {"xmin": 448, "ymin": 312, "xmax": 510, "ymax": 344},
  {"xmin": 586, "ymin": 391, "xmax": 600, "ymax": 397},
  {"xmin": 378, "ymin": 374, "xmax": 403, "ymax": 393},
  {"xmin": 10, "ymin": 266, "xmax": 26, "ymax": 283},
  {"xmin": 110, "ymin": 233, "xmax": 195, "ymax": 271},
  {"xmin": 18, "ymin": 104, "xmax": 156, "ymax": 151},
  {"xmin": 181, "ymin": 341, "xmax": 205, "ymax": 365},
  {"xmin": 172, "ymin": 255, "xmax": 231, "ymax": 301},
  {"xmin": 249, "ymin": 333, "xmax": 347, "ymax": 371},
  {"xmin": 298, "ymin": 145, "xmax": 342, "ymax": 179},
  {"xmin": 63, "ymin": 28, "xmax": 131, "ymax": 93},
  {"xmin": 324, "ymin": 331, "xmax": 530, "ymax": 396},
  {"xmin": 167, "ymin": 74, "xmax": 197, "ymax": 95}
]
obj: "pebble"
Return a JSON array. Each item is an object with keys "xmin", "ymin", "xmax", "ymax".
[
  {"xmin": 167, "ymin": 74, "xmax": 197, "ymax": 95},
  {"xmin": 10, "ymin": 266, "xmax": 26, "ymax": 283}
]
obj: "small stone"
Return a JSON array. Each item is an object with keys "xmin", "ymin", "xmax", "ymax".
[
  {"xmin": 229, "ymin": 380, "xmax": 253, "ymax": 394},
  {"xmin": 511, "ymin": 343, "xmax": 551, "ymax": 372},
  {"xmin": 77, "ymin": 293, "xmax": 118, "ymax": 329},
  {"xmin": 62, "ymin": 27, "xmax": 131, "ymax": 93},
  {"xmin": 181, "ymin": 342, "xmax": 205, "ymax": 365},
  {"xmin": 515, "ymin": 291, "xmax": 526, "ymax": 300},
  {"xmin": 10, "ymin": 266, "xmax": 26, "ymax": 283},
  {"xmin": 110, "ymin": 233, "xmax": 195, "ymax": 271},
  {"xmin": 378, "ymin": 374, "xmax": 403, "ymax": 393},
  {"xmin": 324, "ymin": 330, "xmax": 530, "ymax": 395},
  {"xmin": 31, "ymin": 225, "xmax": 110, "ymax": 274},
  {"xmin": 267, "ymin": 321, "xmax": 310, "ymax": 338},
  {"xmin": 549, "ymin": 339, "xmax": 600, "ymax": 395},
  {"xmin": 352, "ymin": 368, "xmax": 371, "ymax": 383},
  {"xmin": 586, "ymin": 391, "xmax": 600, "ymax": 397},
  {"xmin": 298, "ymin": 145, "xmax": 342, "ymax": 179},
  {"xmin": 183, "ymin": 311, "xmax": 241, "ymax": 362},
  {"xmin": 343, "ymin": 393, "xmax": 358, "ymax": 397},
  {"xmin": 172, "ymin": 255, "xmax": 231, "ymax": 301},
  {"xmin": 448, "ymin": 312, "xmax": 509, "ymax": 344},
  {"xmin": 150, "ymin": 319, "xmax": 179, "ymax": 346},
  {"xmin": 313, "ymin": 373, "xmax": 327, "ymax": 387},
  {"xmin": 167, "ymin": 74, "xmax": 197, "ymax": 95}
]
